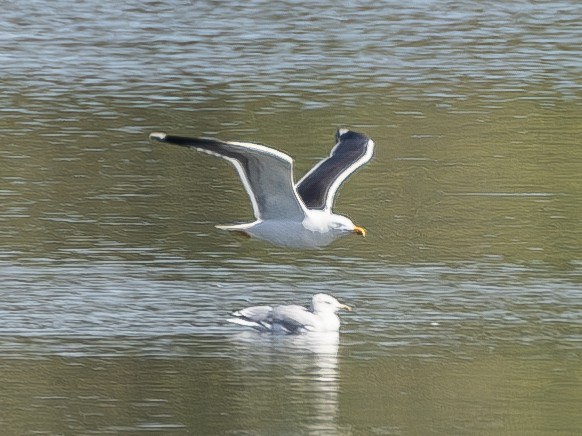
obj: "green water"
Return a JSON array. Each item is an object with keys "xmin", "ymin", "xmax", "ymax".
[{"xmin": 1, "ymin": 0, "xmax": 581, "ymax": 434}]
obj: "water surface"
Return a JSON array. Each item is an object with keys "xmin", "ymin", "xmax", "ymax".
[{"xmin": 1, "ymin": 0, "xmax": 582, "ymax": 434}]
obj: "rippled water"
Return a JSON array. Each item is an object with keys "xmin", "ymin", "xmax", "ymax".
[{"xmin": 1, "ymin": 0, "xmax": 582, "ymax": 434}]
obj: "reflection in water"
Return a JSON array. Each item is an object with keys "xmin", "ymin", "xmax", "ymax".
[{"xmin": 230, "ymin": 331, "xmax": 341, "ymax": 434}]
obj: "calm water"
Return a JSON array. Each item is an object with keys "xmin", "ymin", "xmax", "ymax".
[{"xmin": 2, "ymin": 0, "xmax": 582, "ymax": 434}]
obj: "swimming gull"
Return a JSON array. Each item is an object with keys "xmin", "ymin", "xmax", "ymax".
[
  {"xmin": 228, "ymin": 293, "xmax": 351, "ymax": 334},
  {"xmin": 149, "ymin": 128, "xmax": 375, "ymax": 249}
]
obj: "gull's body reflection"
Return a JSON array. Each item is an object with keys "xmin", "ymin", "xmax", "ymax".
[{"xmin": 228, "ymin": 331, "xmax": 342, "ymax": 434}]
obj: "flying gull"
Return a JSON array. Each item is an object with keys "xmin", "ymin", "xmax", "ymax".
[
  {"xmin": 149, "ymin": 128, "xmax": 375, "ymax": 249},
  {"xmin": 228, "ymin": 293, "xmax": 351, "ymax": 334}
]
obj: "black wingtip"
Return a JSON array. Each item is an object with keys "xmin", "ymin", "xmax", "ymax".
[
  {"xmin": 148, "ymin": 132, "xmax": 226, "ymax": 149},
  {"xmin": 336, "ymin": 128, "xmax": 370, "ymax": 143},
  {"xmin": 336, "ymin": 128, "xmax": 350, "ymax": 141}
]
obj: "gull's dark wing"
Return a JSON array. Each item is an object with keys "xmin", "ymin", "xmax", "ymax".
[
  {"xmin": 295, "ymin": 129, "xmax": 375, "ymax": 211},
  {"xmin": 150, "ymin": 132, "xmax": 306, "ymax": 220}
]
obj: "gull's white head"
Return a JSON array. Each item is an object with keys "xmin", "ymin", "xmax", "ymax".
[
  {"xmin": 311, "ymin": 293, "xmax": 352, "ymax": 314},
  {"xmin": 327, "ymin": 214, "xmax": 366, "ymax": 237}
]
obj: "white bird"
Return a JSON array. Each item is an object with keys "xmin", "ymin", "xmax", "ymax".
[
  {"xmin": 149, "ymin": 128, "xmax": 375, "ymax": 249},
  {"xmin": 228, "ymin": 293, "xmax": 351, "ymax": 334}
]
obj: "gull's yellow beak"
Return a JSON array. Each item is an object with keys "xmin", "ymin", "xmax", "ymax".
[
  {"xmin": 353, "ymin": 225, "xmax": 366, "ymax": 237},
  {"xmin": 339, "ymin": 303, "xmax": 352, "ymax": 311}
]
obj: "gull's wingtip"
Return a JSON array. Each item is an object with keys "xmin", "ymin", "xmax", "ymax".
[
  {"xmin": 337, "ymin": 128, "xmax": 373, "ymax": 142},
  {"xmin": 336, "ymin": 128, "xmax": 350, "ymax": 139},
  {"xmin": 149, "ymin": 132, "xmax": 167, "ymax": 142}
]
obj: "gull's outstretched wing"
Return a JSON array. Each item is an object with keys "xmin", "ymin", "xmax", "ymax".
[
  {"xmin": 150, "ymin": 133, "xmax": 306, "ymax": 221},
  {"xmin": 296, "ymin": 129, "xmax": 375, "ymax": 211}
]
